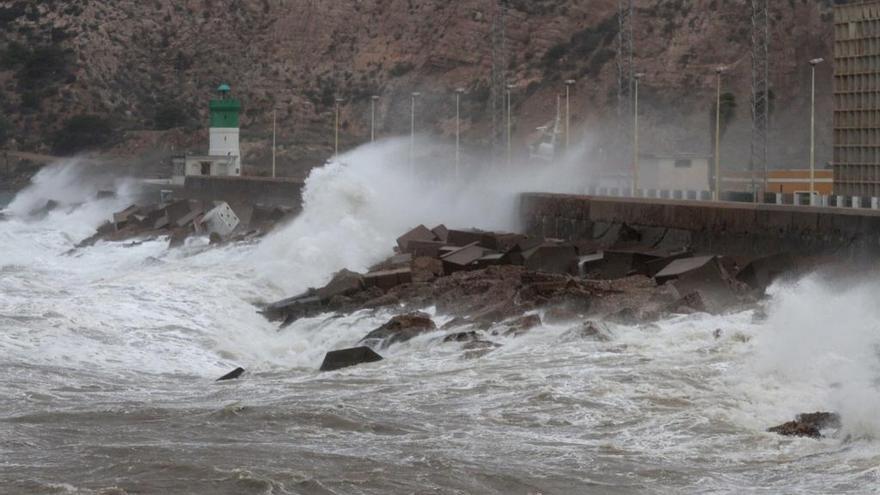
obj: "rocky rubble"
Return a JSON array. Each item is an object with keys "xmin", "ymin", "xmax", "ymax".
[
  {"xmin": 768, "ymin": 412, "xmax": 841, "ymax": 439},
  {"xmin": 269, "ymin": 223, "xmax": 809, "ymax": 371},
  {"xmin": 73, "ymin": 198, "xmax": 295, "ymax": 251}
]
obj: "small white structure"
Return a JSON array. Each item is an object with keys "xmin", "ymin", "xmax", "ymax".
[
  {"xmin": 171, "ymin": 84, "xmax": 242, "ymax": 185},
  {"xmin": 200, "ymin": 202, "xmax": 240, "ymax": 237},
  {"xmin": 638, "ymin": 153, "xmax": 711, "ymax": 192}
]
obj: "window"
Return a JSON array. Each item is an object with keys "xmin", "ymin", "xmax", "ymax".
[
  {"xmin": 200, "ymin": 162, "xmax": 211, "ymax": 175},
  {"xmin": 674, "ymin": 159, "xmax": 692, "ymax": 168}
]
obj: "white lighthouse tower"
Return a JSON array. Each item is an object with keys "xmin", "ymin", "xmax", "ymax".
[{"xmin": 208, "ymin": 83, "xmax": 241, "ymax": 175}]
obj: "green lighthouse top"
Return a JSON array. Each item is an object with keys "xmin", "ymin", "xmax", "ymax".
[{"xmin": 209, "ymin": 84, "xmax": 240, "ymax": 128}]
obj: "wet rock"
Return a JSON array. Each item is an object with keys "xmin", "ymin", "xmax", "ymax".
[
  {"xmin": 443, "ymin": 331, "xmax": 478, "ymax": 343},
  {"xmin": 362, "ymin": 293, "xmax": 400, "ymax": 309},
  {"xmin": 319, "ymin": 346, "xmax": 384, "ymax": 371},
  {"xmin": 767, "ymin": 412, "xmax": 840, "ymax": 438},
  {"xmin": 411, "ymin": 256, "xmax": 443, "ymax": 283},
  {"xmin": 736, "ymin": 253, "xmax": 797, "ymax": 292},
  {"xmin": 461, "ymin": 339, "xmax": 501, "ymax": 359},
  {"xmin": 359, "ymin": 312, "xmax": 437, "ymax": 347},
  {"xmin": 666, "ymin": 291, "xmax": 707, "ymax": 314},
  {"xmin": 317, "ymin": 269, "xmax": 365, "ymax": 300},
  {"xmin": 541, "ymin": 304, "xmax": 586, "ymax": 324},
  {"xmin": 216, "ymin": 367, "xmax": 245, "ymax": 381},
  {"xmin": 522, "ymin": 243, "xmax": 578, "ymax": 275},
  {"xmin": 168, "ymin": 227, "xmax": 192, "ymax": 248},
  {"xmin": 363, "ymin": 267, "xmax": 412, "ymax": 291},
  {"xmin": 561, "ymin": 321, "xmax": 612, "ymax": 341},
  {"xmin": 501, "ymin": 314, "xmax": 542, "ymax": 337}
]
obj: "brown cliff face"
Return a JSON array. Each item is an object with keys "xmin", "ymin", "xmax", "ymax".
[{"xmin": 0, "ymin": 0, "xmax": 835, "ymax": 176}]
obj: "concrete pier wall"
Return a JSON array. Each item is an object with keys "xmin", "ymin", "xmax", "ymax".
[
  {"xmin": 182, "ymin": 176, "xmax": 303, "ymax": 208},
  {"xmin": 520, "ymin": 193, "xmax": 880, "ymax": 257}
]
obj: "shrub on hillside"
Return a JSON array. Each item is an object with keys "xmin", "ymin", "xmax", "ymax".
[{"xmin": 52, "ymin": 115, "xmax": 115, "ymax": 155}]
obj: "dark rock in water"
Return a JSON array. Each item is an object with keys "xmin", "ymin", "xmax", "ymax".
[
  {"xmin": 31, "ymin": 199, "xmax": 59, "ymax": 217},
  {"xmin": 461, "ymin": 339, "xmax": 501, "ymax": 359},
  {"xmin": 360, "ymin": 312, "xmax": 437, "ymax": 347},
  {"xmin": 501, "ymin": 314, "xmax": 542, "ymax": 337},
  {"xmin": 217, "ymin": 367, "xmax": 245, "ymax": 381},
  {"xmin": 209, "ymin": 232, "xmax": 223, "ymax": 244},
  {"xmin": 95, "ymin": 190, "xmax": 116, "ymax": 199},
  {"xmin": 735, "ymin": 253, "xmax": 797, "ymax": 292},
  {"xmin": 443, "ymin": 331, "xmax": 478, "ymax": 343},
  {"xmin": 561, "ymin": 321, "xmax": 611, "ymax": 341},
  {"xmin": 168, "ymin": 227, "xmax": 191, "ymax": 248},
  {"xmin": 320, "ymin": 346, "xmax": 384, "ymax": 371},
  {"xmin": 411, "ymin": 256, "xmax": 444, "ymax": 283},
  {"xmin": 767, "ymin": 411, "xmax": 841, "ymax": 438}
]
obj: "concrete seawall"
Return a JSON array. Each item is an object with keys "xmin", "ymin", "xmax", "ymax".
[
  {"xmin": 520, "ymin": 193, "xmax": 880, "ymax": 257},
  {"xmin": 182, "ymin": 176, "xmax": 304, "ymax": 208}
]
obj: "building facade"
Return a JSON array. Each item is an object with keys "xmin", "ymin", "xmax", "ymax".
[
  {"xmin": 638, "ymin": 153, "xmax": 711, "ymax": 192},
  {"xmin": 834, "ymin": 1, "xmax": 880, "ymax": 196}
]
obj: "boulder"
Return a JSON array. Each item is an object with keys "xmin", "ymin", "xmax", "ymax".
[
  {"xmin": 397, "ymin": 224, "xmax": 438, "ymax": 252},
  {"xmin": 666, "ymin": 291, "xmax": 707, "ymax": 314},
  {"xmin": 168, "ymin": 227, "xmax": 192, "ymax": 248},
  {"xmin": 364, "ymin": 267, "xmax": 412, "ymax": 291},
  {"xmin": 443, "ymin": 331, "xmax": 478, "ymax": 343},
  {"xmin": 317, "ymin": 269, "xmax": 365, "ymax": 300},
  {"xmin": 359, "ymin": 312, "xmax": 437, "ymax": 347},
  {"xmin": 767, "ymin": 412, "xmax": 840, "ymax": 438},
  {"xmin": 320, "ymin": 346, "xmax": 384, "ymax": 371},
  {"xmin": 736, "ymin": 253, "xmax": 797, "ymax": 291},
  {"xmin": 411, "ymin": 256, "xmax": 444, "ymax": 283},
  {"xmin": 441, "ymin": 242, "xmax": 488, "ymax": 274},
  {"xmin": 522, "ymin": 243, "xmax": 578, "ymax": 275},
  {"xmin": 216, "ymin": 367, "xmax": 245, "ymax": 381},
  {"xmin": 501, "ymin": 314, "xmax": 542, "ymax": 337},
  {"xmin": 561, "ymin": 321, "xmax": 612, "ymax": 341},
  {"xmin": 461, "ymin": 339, "xmax": 501, "ymax": 359}
]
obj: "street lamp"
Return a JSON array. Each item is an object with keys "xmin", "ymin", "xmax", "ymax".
[
  {"xmin": 410, "ymin": 92, "xmax": 420, "ymax": 174},
  {"xmin": 810, "ymin": 57, "xmax": 824, "ymax": 206},
  {"xmin": 713, "ymin": 67, "xmax": 725, "ymax": 201},
  {"xmin": 565, "ymin": 79, "xmax": 576, "ymax": 151},
  {"xmin": 370, "ymin": 95, "xmax": 379, "ymax": 142},
  {"xmin": 506, "ymin": 83, "xmax": 515, "ymax": 167},
  {"xmin": 455, "ymin": 87, "xmax": 464, "ymax": 180},
  {"xmin": 271, "ymin": 108, "xmax": 277, "ymax": 178},
  {"xmin": 633, "ymin": 73, "xmax": 644, "ymax": 195},
  {"xmin": 334, "ymin": 97, "xmax": 344, "ymax": 158}
]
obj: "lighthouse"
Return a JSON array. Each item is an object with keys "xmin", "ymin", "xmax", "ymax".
[{"xmin": 207, "ymin": 83, "xmax": 241, "ymax": 176}]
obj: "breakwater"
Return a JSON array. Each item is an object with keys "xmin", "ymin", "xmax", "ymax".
[
  {"xmin": 182, "ymin": 175, "xmax": 303, "ymax": 208},
  {"xmin": 521, "ymin": 193, "xmax": 880, "ymax": 257}
]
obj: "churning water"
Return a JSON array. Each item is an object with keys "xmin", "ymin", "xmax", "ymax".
[{"xmin": 2, "ymin": 144, "xmax": 880, "ymax": 494}]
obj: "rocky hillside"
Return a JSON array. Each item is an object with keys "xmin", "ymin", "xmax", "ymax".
[{"xmin": 0, "ymin": 0, "xmax": 837, "ymax": 177}]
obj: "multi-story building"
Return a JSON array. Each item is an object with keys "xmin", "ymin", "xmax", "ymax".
[{"xmin": 834, "ymin": 0, "xmax": 880, "ymax": 196}]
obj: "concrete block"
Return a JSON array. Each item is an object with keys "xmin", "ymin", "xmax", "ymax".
[
  {"xmin": 397, "ymin": 224, "xmax": 437, "ymax": 252},
  {"xmin": 522, "ymin": 243, "xmax": 578, "ymax": 274},
  {"xmin": 200, "ymin": 202, "xmax": 240, "ymax": 237},
  {"xmin": 320, "ymin": 347, "xmax": 383, "ymax": 371},
  {"xmin": 363, "ymin": 267, "xmax": 412, "ymax": 290}
]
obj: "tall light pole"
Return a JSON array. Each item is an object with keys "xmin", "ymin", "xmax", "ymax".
[
  {"xmin": 633, "ymin": 73, "xmax": 644, "ymax": 195},
  {"xmin": 455, "ymin": 87, "xmax": 464, "ymax": 180},
  {"xmin": 334, "ymin": 97, "xmax": 344, "ymax": 158},
  {"xmin": 506, "ymin": 83, "xmax": 514, "ymax": 167},
  {"xmin": 810, "ymin": 58, "xmax": 824, "ymax": 205},
  {"xmin": 714, "ymin": 67, "xmax": 724, "ymax": 201},
  {"xmin": 370, "ymin": 95, "xmax": 379, "ymax": 142},
  {"xmin": 271, "ymin": 109, "xmax": 277, "ymax": 178},
  {"xmin": 565, "ymin": 79, "xmax": 576, "ymax": 151},
  {"xmin": 410, "ymin": 92, "xmax": 420, "ymax": 174}
]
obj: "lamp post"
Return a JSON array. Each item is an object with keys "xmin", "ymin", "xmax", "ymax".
[
  {"xmin": 410, "ymin": 92, "xmax": 420, "ymax": 174},
  {"xmin": 455, "ymin": 87, "xmax": 464, "ymax": 180},
  {"xmin": 506, "ymin": 83, "xmax": 514, "ymax": 167},
  {"xmin": 370, "ymin": 95, "xmax": 379, "ymax": 142},
  {"xmin": 271, "ymin": 109, "xmax": 276, "ymax": 178},
  {"xmin": 810, "ymin": 58, "xmax": 824, "ymax": 206},
  {"xmin": 565, "ymin": 79, "xmax": 576, "ymax": 151},
  {"xmin": 633, "ymin": 73, "xmax": 644, "ymax": 195},
  {"xmin": 334, "ymin": 97, "xmax": 344, "ymax": 158},
  {"xmin": 714, "ymin": 67, "xmax": 724, "ymax": 201}
]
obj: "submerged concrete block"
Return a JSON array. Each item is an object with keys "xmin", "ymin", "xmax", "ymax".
[{"xmin": 216, "ymin": 367, "xmax": 245, "ymax": 381}]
